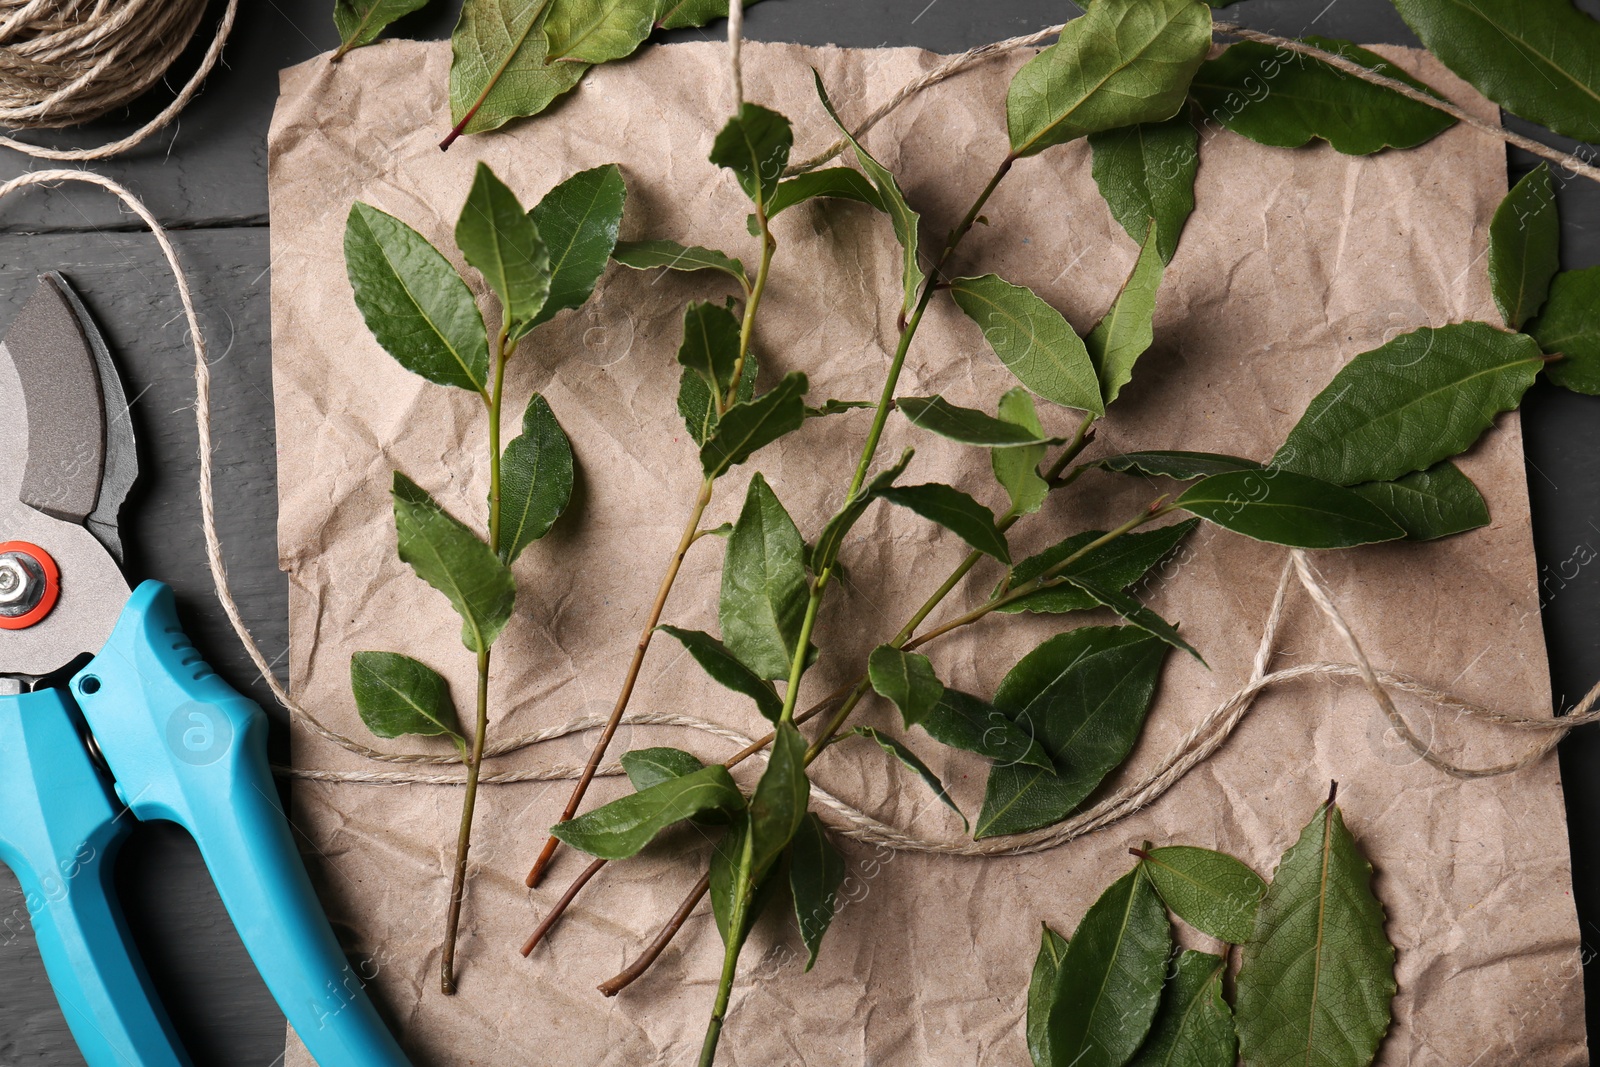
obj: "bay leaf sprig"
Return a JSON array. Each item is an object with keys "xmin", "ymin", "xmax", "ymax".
[{"xmin": 343, "ymin": 159, "xmax": 624, "ymax": 994}]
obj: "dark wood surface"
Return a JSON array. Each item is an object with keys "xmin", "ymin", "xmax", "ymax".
[{"xmin": 0, "ymin": 1, "xmax": 1596, "ymax": 1062}]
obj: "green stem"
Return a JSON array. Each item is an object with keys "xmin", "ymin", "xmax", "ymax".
[
  {"xmin": 442, "ymin": 330, "xmax": 511, "ymax": 994},
  {"xmin": 698, "ymin": 883, "xmax": 749, "ymax": 1067}
]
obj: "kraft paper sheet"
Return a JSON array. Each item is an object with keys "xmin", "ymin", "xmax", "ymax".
[{"xmin": 268, "ymin": 38, "xmax": 1587, "ymax": 1065}]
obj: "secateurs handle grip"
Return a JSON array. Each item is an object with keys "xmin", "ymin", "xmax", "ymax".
[
  {"xmin": 0, "ymin": 686, "xmax": 189, "ymax": 1067},
  {"xmin": 71, "ymin": 581, "xmax": 412, "ymax": 1067}
]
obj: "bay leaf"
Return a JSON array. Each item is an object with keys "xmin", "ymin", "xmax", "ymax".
[
  {"xmin": 998, "ymin": 519, "xmax": 1199, "ymax": 615},
  {"xmin": 620, "ymin": 746, "xmax": 704, "ymax": 791},
  {"xmin": 1191, "ymin": 36, "xmax": 1455, "ymax": 154},
  {"xmin": 448, "ymin": 0, "xmax": 588, "ymax": 138},
  {"xmin": 1234, "ymin": 796, "xmax": 1396, "ymax": 1067},
  {"xmin": 1027, "ymin": 924, "xmax": 1070, "ymax": 1067},
  {"xmin": 333, "ymin": 0, "xmax": 432, "ymax": 58},
  {"xmin": 345, "ymin": 202, "xmax": 489, "ymax": 393},
  {"xmin": 1127, "ymin": 950, "xmax": 1235, "ymax": 1067},
  {"xmin": 765, "ymin": 166, "xmax": 883, "ymax": 223},
  {"xmin": 918, "ymin": 688, "xmax": 1054, "ymax": 772},
  {"xmin": 1348, "ymin": 461, "xmax": 1489, "ymax": 542},
  {"xmin": 991, "ymin": 389, "xmax": 1052, "ymax": 517},
  {"xmin": 1086, "ymin": 221, "xmax": 1165, "ymax": 407},
  {"xmin": 498, "ymin": 392, "xmax": 574, "ymax": 563},
  {"xmin": 700, "ymin": 371, "xmax": 809, "ymax": 478},
  {"xmin": 551, "ymin": 764, "xmax": 746, "ymax": 858},
  {"xmin": 350, "ymin": 651, "xmax": 465, "ymax": 754},
  {"xmin": 709, "ymin": 103, "xmax": 794, "ymax": 208},
  {"xmin": 1088, "ymin": 116, "xmax": 1196, "ymax": 264},
  {"xmin": 1533, "ymin": 266, "xmax": 1600, "ymax": 395},
  {"xmin": 1488, "ymin": 164, "xmax": 1559, "ymax": 330},
  {"xmin": 949, "ymin": 274, "xmax": 1104, "ymax": 415},
  {"xmin": 747, "ymin": 722, "xmax": 810, "ymax": 877},
  {"xmin": 456, "ymin": 162, "xmax": 550, "ymax": 336},
  {"xmin": 542, "ymin": 0, "xmax": 655, "ymax": 65},
  {"xmin": 1270, "ymin": 323, "xmax": 1544, "ymax": 485},
  {"xmin": 1140, "ymin": 845, "xmax": 1266, "ymax": 943},
  {"xmin": 898, "ymin": 394, "xmax": 1065, "ymax": 448},
  {"xmin": 612, "ymin": 238, "xmax": 750, "ymax": 288},
  {"xmin": 658, "ymin": 625, "xmax": 783, "ymax": 721},
  {"xmin": 680, "ymin": 350, "xmax": 757, "ymax": 446},
  {"xmin": 854, "ymin": 726, "xmax": 965, "ymax": 829},
  {"xmin": 879, "ymin": 483, "xmax": 1012, "ymax": 563},
  {"xmin": 527, "ymin": 163, "xmax": 627, "ymax": 330},
  {"xmin": 654, "ymin": 0, "xmax": 761, "ymax": 31},
  {"xmin": 1007, "ymin": 0, "xmax": 1212, "ymax": 159},
  {"xmin": 1044, "ymin": 865, "xmax": 1170, "ymax": 1067},
  {"xmin": 1176, "ymin": 469, "xmax": 1404, "ymax": 549},
  {"xmin": 678, "ymin": 300, "xmax": 742, "ymax": 398},
  {"xmin": 867, "ymin": 645, "xmax": 945, "ymax": 729},
  {"xmin": 720, "ymin": 473, "xmax": 810, "ymax": 681},
  {"xmin": 789, "ymin": 812, "xmax": 845, "ymax": 971},
  {"xmin": 1095, "ymin": 451, "xmax": 1260, "ymax": 481},
  {"xmin": 811, "ymin": 449, "xmax": 914, "ymax": 572},
  {"xmin": 392, "ymin": 473, "xmax": 515, "ymax": 653},
  {"xmin": 1392, "ymin": 0, "xmax": 1600, "ymax": 142},
  {"xmin": 1054, "ymin": 573, "xmax": 1202, "ymax": 663},
  {"xmin": 976, "ymin": 627, "xmax": 1168, "ymax": 839}
]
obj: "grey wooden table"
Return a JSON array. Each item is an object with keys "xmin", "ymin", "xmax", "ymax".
[{"xmin": 1, "ymin": 1, "xmax": 1597, "ymax": 1063}]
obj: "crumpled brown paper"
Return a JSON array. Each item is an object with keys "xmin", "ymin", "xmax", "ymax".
[{"xmin": 268, "ymin": 37, "xmax": 1587, "ymax": 1066}]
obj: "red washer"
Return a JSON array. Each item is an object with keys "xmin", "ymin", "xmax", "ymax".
[{"xmin": 0, "ymin": 541, "xmax": 59, "ymax": 630}]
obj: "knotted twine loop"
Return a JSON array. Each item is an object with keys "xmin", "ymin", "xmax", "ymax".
[
  {"xmin": 9, "ymin": 28, "xmax": 1599, "ymax": 859},
  {"xmin": 0, "ymin": 0, "xmax": 236, "ymax": 160}
]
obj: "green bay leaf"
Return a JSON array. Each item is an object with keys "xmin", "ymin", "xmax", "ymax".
[
  {"xmin": 991, "ymin": 389, "xmax": 1052, "ymax": 518},
  {"xmin": 333, "ymin": 0, "xmax": 432, "ymax": 58},
  {"xmin": 1128, "ymin": 949, "xmax": 1235, "ymax": 1067},
  {"xmin": 655, "ymin": 0, "xmax": 761, "ymax": 30},
  {"xmin": 898, "ymin": 394, "xmax": 1065, "ymax": 448},
  {"xmin": 1007, "ymin": 0, "xmax": 1212, "ymax": 158},
  {"xmin": 1088, "ymin": 116, "xmax": 1196, "ymax": 264},
  {"xmin": 765, "ymin": 166, "xmax": 883, "ymax": 223},
  {"xmin": 542, "ymin": 0, "xmax": 656, "ymax": 65},
  {"xmin": 680, "ymin": 351, "xmax": 758, "ymax": 446},
  {"xmin": 1270, "ymin": 322, "xmax": 1544, "ymax": 485},
  {"xmin": 999, "ymin": 519, "xmax": 1199, "ymax": 616},
  {"xmin": 1045, "ymin": 865, "xmax": 1171, "ymax": 1067},
  {"xmin": 551, "ymin": 764, "xmax": 746, "ymax": 858},
  {"xmin": 918, "ymin": 688, "xmax": 1053, "ymax": 772},
  {"xmin": 448, "ymin": 0, "xmax": 588, "ymax": 137},
  {"xmin": 392, "ymin": 472, "xmax": 515, "ymax": 652},
  {"xmin": 789, "ymin": 812, "xmax": 845, "ymax": 971},
  {"xmin": 1488, "ymin": 164, "xmax": 1560, "ymax": 330},
  {"xmin": 1176, "ymin": 469, "xmax": 1404, "ymax": 548},
  {"xmin": 1086, "ymin": 221, "xmax": 1165, "ymax": 407},
  {"xmin": 811, "ymin": 449, "xmax": 914, "ymax": 571},
  {"xmin": 1027, "ymin": 924, "xmax": 1070, "ymax": 1067},
  {"xmin": 345, "ymin": 202, "xmax": 489, "ymax": 393},
  {"xmin": 612, "ymin": 238, "xmax": 749, "ymax": 288},
  {"xmin": 867, "ymin": 645, "xmax": 945, "ymax": 729},
  {"xmin": 950, "ymin": 274, "xmax": 1104, "ymax": 415},
  {"xmin": 658, "ymin": 625, "xmax": 783, "ymax": 721},
  {"xmin": 879, "ymin": 483, "xmax": 1011, "ymax": 563},
  {"xmin": 621, "ymin": 746, "xmax": 705, "ymax": 791},
  {"xmin": 977, "ymin": 627, "xmax": 1168, "ymax": 839},
  {"xmin": 1191, "ymin": 36, "xmax": 1456, "ymax": 154},
  {"xmin": 1533, "ymin": 266, "xmax": 1600, "ymax": 395},
  {"xmin": 1141, "ymin": 845, "xmax": 1266, "ymax": 944},
  {"xmin": 1095, "ymin": 451, "xmax": 1261, "ymax": 481},
  {"xmin": 349, "ymin": 651, "xmax": 464, "ymax": 754},
  {"xmin": 1348, "ymin": 461, "xmax": 1489, "ymax": 542},
  {"xmin": 700, "ymin": 371, "xmax": 808, "ymax": 478},
  {"xmin": 720, "ymin": 473, "xmax": 810, "ymax": 681},
  {"xmin": 1054, "ymin": 574, "xmax": 1202, "ymax": 663},
  {"xmin": 456, "ymin": 162, "xmax": 550, "ymax": 336},
  {"xmin": 1234, "ymin": 798, "xmax": 1396, "ymax": 1067},
  {"xmin": 678, "ymin": 300, "xmax": 742, "ymax": 397},
  {"xmin": 528, "ymin": 163, "xmax": 627, "ymax": 330},
  {"xmin": 1392, "ymin": 0, "xmax": 1600, "ymax": 142},
  {"xmin": 710, "ymin": 103, "xmax": 794, "ymax": 208},
  {"xmin": 498, "ymin": 393, "xmax": 574, "ymax": 563},
  {"xmin": 854, "ymin": 726, "xmax": 965, "ymax": 830}
]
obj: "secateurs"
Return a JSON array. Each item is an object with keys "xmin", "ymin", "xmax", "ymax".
[{"xmin": 0, "ymin": 273, "xmax": 412, "ymax": 1067}]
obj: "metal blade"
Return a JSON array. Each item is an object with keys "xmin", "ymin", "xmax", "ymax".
[{"xmin": 1, "ymin": 274, "xmax": 136, "ymax": 563}]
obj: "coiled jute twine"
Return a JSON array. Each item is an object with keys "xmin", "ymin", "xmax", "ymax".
[{"xmin": 5, "ymin": 10, "xmax": 1600, "ymax": 859}]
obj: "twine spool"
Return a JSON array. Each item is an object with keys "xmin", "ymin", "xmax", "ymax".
[{"xmin": 0, "ymin": 0, "xmax": 208, "ymax": 129}]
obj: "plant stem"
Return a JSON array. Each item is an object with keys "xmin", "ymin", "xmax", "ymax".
[
  {"xmin": 442, "ymin": 329, "xmax": 511, "ymax": 994},
  {"xmin": 521, "ymin": 857, "xmax": 605, "ymax": 956},
  {"xmin": 527, "ymin": 475, "xmax": 716, "ymax": 887},
  {"xmin": 528, "ymin": 203, "xmax": 779, "ymax": 887},
  {"xmin": 598, "ymin": 872, "xmax": 712, "ymax": 996},
  {"xmin": 698, "ymin": 904, "xmax": 745, "ymax": 1067}
]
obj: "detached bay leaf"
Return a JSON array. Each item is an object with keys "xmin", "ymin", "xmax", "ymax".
[
  {"xmin": 868, "ymin": 645, "xmax": 945, "ymax": 729},
  {"xmin": 655, "ymin": 0, "xmax": 762, "ymax": 31},
  {"xmin": 350, "ymin": 651, "xmax": 465, "ymax": 753},
  {"xmin": 542, "ymin": 0, "xmax": 655, "ymax": 65},
  {"xmin": 1086, "ymin": 221, "xmax": 1165, "ymax": 407},
  {"xmin": 789, "ymin": 813, "xmax": 845, "ymax": 971},
  {"xmin": 1532, "ymin": 266, "xmax": 1600, "ymax": 395},
  {"xmin": 919, "ymin": 688, "xmax": 1053, "ymax": 772},
  {"xmin": 1191, "ymin": 37, "xmax": 1455, "ymax": 154},
  {"xmin": 1349, "ymin": 462, "xmax": 1489, "ymax": 541},
  {"xmin": 977, "ymin": 627, "xmax": 1168, "ymax": 839},
  {"xmin": 1488, "ymin": 164, "xmax": 1559, "ymax": 330},
  {"xmin": 1128, "ymin": 950, "xmax": 1235, "ymax": 1067},
  {"xmin": 1007, "ymin": 0, "xmax": 1212, "ymax": 158},
  {"xmin": 880, "ymin": 483, "xmax": 1011, "ymax": 563},
  {"xmin": 551, "ymin": 764, "xmax": 745, "ymax": 858},
  {"xmin": 1141, "ymin": 845, "xmax": 1266, "ymax": 943},
  {"xmin": 392, "ymin": 473, "xmax": 516, "ymax": 653},
  {"xmin": 898, "ymin": 395, "xmax": 1065, "ymax": 448},
  {"xmin": 991, "ymin": 389, "xmax": 1052, "ymax": 517},
  {"xmin": 456, "ymin": 162, "xmax": 550, "ymax": 336},
  {"xmin": 613, "ymin": 239, "xmax": 749, "ymax": 288},
  {"xmin": 658, "ymin": 625, "xmax": 784, "ymax": 722},
  {"xmin": 528, "ymin": 163, "xmax": 627, "ymax": 330},
  {"xmin": 333, "ymin": 0, "xmax": 432, "ymax": 58},
  {"xmin": 345, "ymin": 202, "xmax": 489, "ymax": 393},
  {"xmin": 448, "ymin": 0, "xmax": 588, "ymax": 137},
  {"xmin": 499, "ymin": 393, "xmax": 574, "ymax": 563},
  {"xmin": 1027, "ymin": 924, "xmax": 1070, "ymax": 1067},
  {"xmin": 1235, "ymin": 797, "xmax": 1396, "ymax": 1067},
  {"xmin": 1177, "ymin": 469, "xmax": 1404, "ymax": 548},
  {"xmin": 950, "ymin": 274, "xmax": 1103, "ymax": 415},
  {"xmin": 720, "ymin": 474, "xmax": 810, "ymax": 681},
  {"xmin": 814, "ymin": 70, "xmax": 924, "ymax": 313},
  {"xmin": 1088, "ymin": 116, "xmax": 1196, "ymax": 263},
  {"xmin": 700, "ymin": 371, "xmax": 809, "ymax": 478},
  {"xmin": 1392, "ymin": 0, "xmax": 1600, "ymax": 142},
  {"xmin": 1270, "ymin": 323, "xmax": 1544, "ymax": 485},
  {"xmin": 1045, "ymin": 866, "xmax": 1170, "ymax": 1067},
  {"xmin": 854, "ymin": 727, "xmax": 966, "ymax": 829}
]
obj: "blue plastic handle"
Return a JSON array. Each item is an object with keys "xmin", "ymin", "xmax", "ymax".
[
  {"xmin": 71, "ymin": 581, "xmax": 412, "ymax": 1067},
  {"xmin": 0, "ymin": 686, "xmax": 189, "ymax": 1067}
]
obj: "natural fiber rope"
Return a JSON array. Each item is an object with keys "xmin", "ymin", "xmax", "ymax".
[
  {"xmin": 11, "ymin": 24, "xmax": 1595, "ymax": 860},
  {"xmin": 0, "ymin": 0, "xmax": 235, "ymax": 160}
]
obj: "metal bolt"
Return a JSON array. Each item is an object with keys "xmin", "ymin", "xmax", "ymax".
[{"xmin": 0, "ymin": 552, "xmax": 45, "ymax": 616}]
